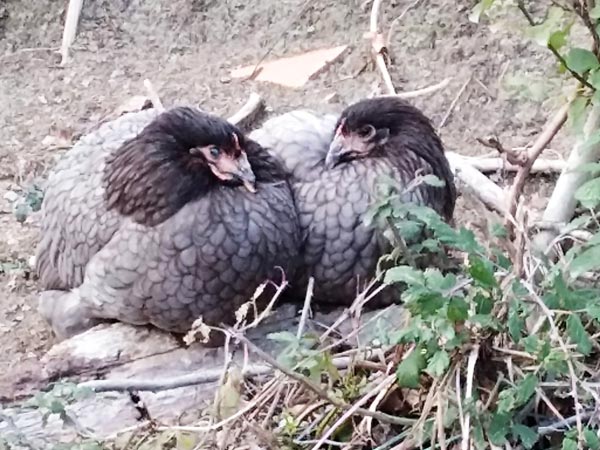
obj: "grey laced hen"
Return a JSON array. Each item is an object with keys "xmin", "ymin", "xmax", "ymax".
[
  {"xmin": 249, "ymin": 97, "xmax": 456, "ymax": 307},
  {"xmin": 35, "ymin": 106, "xmax": 301, "ymax": 343}
]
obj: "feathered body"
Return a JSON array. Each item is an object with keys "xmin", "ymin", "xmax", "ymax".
[
  {"xmin": 250, "ymin": 98, "xmax": 456, "ymax": 306},
  {"xmin": 36, "ymin": 107, "xmax": 301, "ymax": 340}
]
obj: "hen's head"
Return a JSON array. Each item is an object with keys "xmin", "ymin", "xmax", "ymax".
[
  {"xmin": 139, "ymin": 107, "xmax": 256, "ymax": 191},
  {"xmin": 326, "ymin": 97, "xmax": 456, "ymax": 219},
  {"xmin": 104, "ymin": 107, "xmax": 283, "ymax": 226},
  {"xmin": 326, "ymin": 97, "xmax": 438, "ymax": 166}
]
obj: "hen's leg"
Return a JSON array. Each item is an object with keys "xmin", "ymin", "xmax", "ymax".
[{"xmin": 38, "ymin": 289, "xmax": 102, "ymax": 340}]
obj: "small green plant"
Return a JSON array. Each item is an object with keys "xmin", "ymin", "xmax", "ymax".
[{"xmin": 364, "ymin": 170, "xmax": 600, "ymax": 448}]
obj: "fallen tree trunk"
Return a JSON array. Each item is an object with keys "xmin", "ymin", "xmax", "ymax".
[{"xmin": 0, "ymin": 304, "xmax": 406, "ymax": 443}]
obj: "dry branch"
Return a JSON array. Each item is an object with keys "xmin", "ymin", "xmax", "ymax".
[
  {"xmin": 438, "ymin": 76, "xmax": 472, "ymax": 130},
  {"xmin": 60, "ymin": 0, "xmax": 84, "ymax": 65},
  {"xmin": 393, "ymin": 78, "xmax": 452, "ymax": 99},
  {"xmin": 232, "ymin": 331, "xmax": 417, "ymax": 427},
  {"xmin": 369, "ymin": 0, "xmax": 396, "ymax": 94},
  {"xmin": 143, "ymin": 79, "xmax": 164, "ymax": 112},
  {"xmin": 445, "ymin": 152, "xmax": 508, "ymax": 214},
  {"xmin": 226, "ymin": 92, "xmax": 265, "ymax": 128},
  {"xmin": 505, "ymin": 102, "xmax": 570, "ymax": 232},
  {"xmin": 80, "ymin": 364, "xmax": 272, "ymax": 393},
  {"xmin": 533, "ymin": 103, "xmax": 600, "ymax": 255},
  {"xmin": 446, "ymin": 152, "xmax": 565, "ymax": 174}
]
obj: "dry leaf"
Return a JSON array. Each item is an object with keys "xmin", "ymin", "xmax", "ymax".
[{"xmin": 231, "ymin": 45, "xmax": 348, "ymax": 88}]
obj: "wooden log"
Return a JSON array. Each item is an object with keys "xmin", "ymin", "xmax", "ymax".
[{"xmin": 0, "ymin": 304, "xmax": 407, "ymax": 442}]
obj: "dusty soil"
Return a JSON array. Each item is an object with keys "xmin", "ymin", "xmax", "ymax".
[{"xmin": 0, "ymin": 0, "xmax": 571, "ymax": 371}]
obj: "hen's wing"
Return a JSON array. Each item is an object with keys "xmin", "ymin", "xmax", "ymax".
[
  {"xmin": 250, "ymin": 110, "xmax": 402, "ymax": 306},
  {"xmin": 248, "ymin": 110, "xmax": 337, "ymax": 182},
  {"xmin": 35, "ymin": 109, "xmax": 160, "ymax": 290},
  {"xmin": 40, "ymin": 181, "xmax": 300, "ymax": 339}
]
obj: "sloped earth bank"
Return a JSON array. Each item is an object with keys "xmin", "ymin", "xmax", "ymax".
[{"xmin": 0, "ymin": 0, "xmax": 570, "ymax": 388}]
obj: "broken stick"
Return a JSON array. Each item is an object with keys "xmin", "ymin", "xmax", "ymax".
[
  {"xmin": 227, "ymin": 92, "xmax": 265, "ymax": 128},
  {"xmin": 504, "ymin": 102, "xmax": 570, "ymax": 233},
  {"xmin": 60, "ymin": 0, "xmax": 84, "ymax": 65}
]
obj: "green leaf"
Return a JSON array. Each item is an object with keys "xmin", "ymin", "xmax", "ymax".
[
  {"xmin": 48, "ymin": 399, "xmax": 65, "ymax": 415},
  {"xmin": 585, "ymin": 427, "xmax": 600, "ymax": 450},
  {"xmin": 566, "ymin": 48, "xmax": 600, "ymax": 74},
  {"xmin": 562, "ymin": 438, "xmax": 578, "ymax": 450},
  {"xmin": 384, "ymin": 266, "xmax": 424, "ymax": 286},
  {"xmin": 581, "ymin": 432, "xmax": 600, "ymax": 450},
  {"xmin": 574, "ymin": 177, "xmax": 600, "ymax": 209},
  {"xmin": 469, "ymin": 0, "xmax": 494, "ymax": 23},
  {"xmin": 581, "ymin": 130, "xmax": 600, "ymax": 152},
  {"xmin": 591, "ymin": 69, "xmax": 600, "ymax": 91},
  {"xmin": 474, "ymin": 292, "xmax": 494, "ymax": 315},
  {"xmin": 567, "ymin": 96, "xmax": 590, "ymax": 135},
  {"xmin": 570, "ymin": 244, "xmax": 600, "ymax": 278},
  {"xmin": 267, "ymin": 331, "xmax": 300, "ymax": 343},
  {"xmin": 426, "ymin": 350, "xmax": 450, "ymax": 378},
  {"xmin": 447, "ymin": 297, "xmax": 469, "ymax": 322},
  {"xmin": 468, "ymin": 255, "xmax": 498, "ymax": 288},
  {"xmin": 512, "ymin": 424, "xmax": 539, "ymax": 449},
  {"xmin": 488, "ymin": 412, "xmax": 510, "ymax": 445},
  {"xmin": 497, "ymin": 389, "xmax": 516, "ymax": 413},
  {"xmin": 526, "ymin": 7, "xmax": 565, "ymax": 47},
  {"xmin": 508, "ymin": 305, "xmax": 524, "ymax": 342},
  {"xmin": 566, "ymin": 314, "xmax": 592, "ymax": 355},
  {"xmin": 548, "ymin": 29, "xmax": 568, "ymax": 50},
  {"xmin": 591, "ymin": 5, "xmax": 600, "ymax": 19},
  {"xmin": 489, "ymin": 222, "xmax": 508, "ymax": 238},
  {"xmin": 396, "ymin": 347, "xmax": 426, "ymax": 388},
  {"xmin": 587, "ymin": 304, "xmax": 600, "ymax": 322},
  {"xmin": 515, "ymin": 374, "xmax": 537, "ymax": 405},
  {"xmin": 578, "ymin": 162, "xmax": 600, "ymax": 174}
]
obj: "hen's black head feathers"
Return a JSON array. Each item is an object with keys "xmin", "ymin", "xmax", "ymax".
[
  {"xmin": 103, "ymin": 107, "xmax": 288, "ymax": 227},
  {"xmin": 337, "ymin": 97, "xmax": 456, "ymax": 220},
  {"xmin": 338, "ymin": 97, "xmax": 434, "ymax": 135}
]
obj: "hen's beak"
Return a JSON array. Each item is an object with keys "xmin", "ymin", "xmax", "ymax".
[
  {"xmin": 233, "ymin": 153, "xmax": 257, "ymax": 193},
  {"xmin": 325, "ymin": 134, "xmax": 347, "ymax": 169}
]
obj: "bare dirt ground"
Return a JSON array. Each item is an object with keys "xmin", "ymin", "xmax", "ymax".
[{"xmin": 0, "ymin": 0, "xmax": 571, "ymax": 372}]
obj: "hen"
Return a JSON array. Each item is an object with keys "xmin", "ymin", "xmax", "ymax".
[
  {"xmin": 249, "ymin": 97, "xmax": 456, "ymax": 307},
  {"xmin": 36, "ymin": 106, "xmax": 300, "ymax": 342}
]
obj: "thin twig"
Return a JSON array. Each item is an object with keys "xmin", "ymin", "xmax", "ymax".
[
  {"xmin": 525, "ymin": 286, "xmax": 586, "ymax": 448},
  {"xmin": 462, "ymin": 345, "xmax": 480, "ymax": 450},
  {"xmin": 389, "ymin": 77, "xmax": 452, "ymax": 99},
  {"xmin": 143, "ymin": 79, "xmax": 165, "ymax": 113},
  {"xmin": 504, "ymin": 102, "xmax": 570, "ymax": 233},
  {"xmin": 309, "ymin": 374, "xmax": 397, "ymax": 450},
  {"xmin": 60, "ymin": 0, "xmax": 83, "ymax": 65},
  {"xmin": 517, "ymin": 0, "xmax": 595, "ymax": 90},
  {"xmin": 370, "ymin": 0, "xmax": 396, "ymax": 94},
  {"xmin": 297, "ymin": 277, "xmax": 315, "ymax": 339},
  {"xmin": 226, "ymin": 92, "xmax": 265, "ymax": 129},
  {"xmin": 386, "ymin": 0, "xmax": 424, "ymax": 47},
  {"xmin": 438, "ymin": 76, "xmax": 471, "ymax": 130},
  {"xmin": 79, "ymin": 364, "xmax": 273, "ymax": 392},
  {"xmin": 538, "ymin": 411, "xmax": 595, "ymax": 436},
  {"xmin": 232, "ymin": 331, "xmax": 416, "ymax": 426},
  {"xmin": 0, "ymin": 47, "xmax": 59, "ymax": 62}
]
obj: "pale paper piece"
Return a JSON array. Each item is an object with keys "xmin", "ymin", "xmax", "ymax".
[{"xmin": 230, "ymin": 45, "xmax": 348, "ymax": 88}]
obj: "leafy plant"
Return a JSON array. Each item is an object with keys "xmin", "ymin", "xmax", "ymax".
[{"xmin": 364, "ymin": 180, "xmax": 600, "ymax": 448}]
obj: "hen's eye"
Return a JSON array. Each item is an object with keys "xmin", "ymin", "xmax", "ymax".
[
  {"xmin": 358, "ymin": 125, "xmax": 375, "ymax": 138},
  {"xmin": 210, "ymin": 147, "xmax": 220, "ymax": 158}
]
